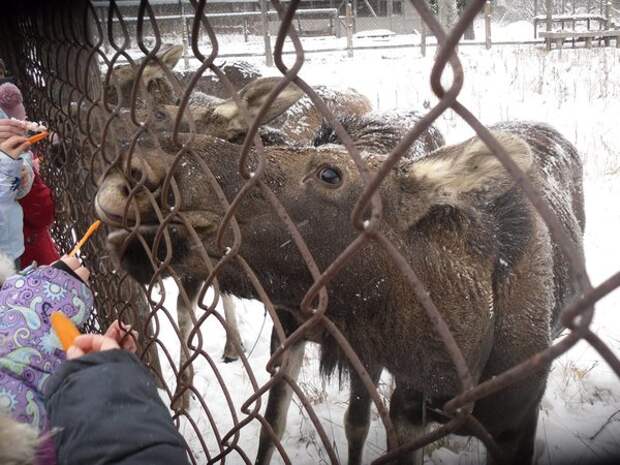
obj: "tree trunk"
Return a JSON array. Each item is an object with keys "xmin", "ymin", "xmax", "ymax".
[
  {"xmin": 460, "ymin": 0, "xmax": 476, "ymax": 40},
  {"xmin": 438, "ymin": 0, "xmax": 458, "ymax": 31}
]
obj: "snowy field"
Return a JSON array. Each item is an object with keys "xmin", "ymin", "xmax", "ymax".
[{"xmin": 146, "ymin": 24, "xmax": 620, "ymax": 465}]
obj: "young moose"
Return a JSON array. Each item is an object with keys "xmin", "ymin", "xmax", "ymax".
[
  {"xmin": 95, "ymin": 119, "xmax": 584, "ymax": 465},
  {"xmin": 101, "ymin": 44, "xmax": 375, "ymax": 410},
  {"xmin": 104, "ymin": 45, "xmax": 373, "ymax": 392}
]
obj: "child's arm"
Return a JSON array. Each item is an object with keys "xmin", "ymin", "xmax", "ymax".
[
  {"xmin": 0, "ymin": 136, "xmax": 30, "ymax": 201},
  {"xmin": 45, "ymin": 350, "xmax": 191, "ymax": 465},
  {"xmin": 15, "ymin": 153, "xmax": 33, "ymax": 199}
]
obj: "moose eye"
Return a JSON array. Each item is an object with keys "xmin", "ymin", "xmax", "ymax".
[{"xmin": 317, "ymin": 166, "xmax": 342, "ymax": 187}]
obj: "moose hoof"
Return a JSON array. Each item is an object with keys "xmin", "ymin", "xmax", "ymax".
[{"xmin": 222, "ymin": 343, "xmax": 245, "ymax": 363}]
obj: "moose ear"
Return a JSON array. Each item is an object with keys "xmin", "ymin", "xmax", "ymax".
[
  {"xmin": 141, "ymin": 44, "xmax": 183, "ymax": 85},
  {"xmin": 213, "ymin": 77, "xmax": 305, "ymax": 132},
  {"xmin": 159, "ymin": 44, "xmax": 184, "ymax": 68},
  {"xmin": 407, "ymin": 132, "xmax": 533, "ymax": 205},
  {"xmin": 238, "ymin": 77, "xmax": 305, "ymax": 123}
]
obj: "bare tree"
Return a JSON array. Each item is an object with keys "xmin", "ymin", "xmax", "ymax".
[
  {"xmin": 438, "ymin": 0, "xmax": 458, "ymax": 30},
  {"xmin": 458, "ymin": 0, "xmax": 476, "ymax": 40}
]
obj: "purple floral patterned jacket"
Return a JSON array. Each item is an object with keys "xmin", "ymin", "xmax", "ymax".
[{"xmin": 0, "ymin": 263, "xmax": 94, "ymax": 432}]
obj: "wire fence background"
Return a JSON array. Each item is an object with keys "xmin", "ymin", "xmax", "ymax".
[{"xmin": 0, "ymin": 0, "xmax": 619, "ymax": 464}]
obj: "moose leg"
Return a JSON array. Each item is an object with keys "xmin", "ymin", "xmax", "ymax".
[
  {"xmin": 474, "ymin": 373, "xmax": 547, "ymax": 465},
  {"xmin": 173, "ymin": 278, "xmax": 200, "ymax": 411},
  {"xmin": 221, "ymin": 293, "xmax": 245, "ymax": 362},
  {"xmin": 479, "ymin": 254, "xmax": 553, "ymax": 465},
  {"xmin": 388, "ymin": 383, "xmax": 427, "ymax": 465},
  {"xmin": 345, "ymin": 364, "xmax": 382, "ymax": 465},
  {"xmin": 486, "ymin": 406, "xmax": 540, "ymax": 465},
  {"xmin": 254, "ymin": 337, "xmax": 306, "ymax": 465},
  {"xmin": 255, "ymin": 308, "xmax": 305, "ymax": 465}
]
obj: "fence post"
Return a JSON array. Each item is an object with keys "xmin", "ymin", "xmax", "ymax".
[
  {"xmin": 346, "ymin": 2, "xmax": 354, "ymax": 57},
  {"xmin": 485, "ymin": 1, "xmax": 492, "ymax": 49},
  {"xmin": 179, "ymin": 0, "xmax": 190, "ymax": 70},
  {"xmin": 604, "ymin": 1, "xmax": 611, "ymax": 46},
  {"xmin": 387, "ymin": 0, "xmax": 394, "ymax": 31},
  {"xmin": 335, "ymin": 11, "xmax": 341, "ymax": 38},
  {"xmin": 420, "ymin": 19, "xmax": 426, "ymax": 57},
  {"xmin": 545, "ymin": 0, "xmax": 552, "ymax": 50},
  {"xmin": 260, "ymin": 0, "xmax": 273, "ymax": 67}
]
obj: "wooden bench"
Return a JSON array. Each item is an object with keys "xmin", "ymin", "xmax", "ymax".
[{"xmin": 539, "ymin": 30, "xmax": 620, "ymax": 49}]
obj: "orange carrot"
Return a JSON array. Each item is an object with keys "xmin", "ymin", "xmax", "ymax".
[
  {"xmin": 69, "ymin": 220, "xmax": 102, "ymax": 257},
  {"xmin": 27, "ymin": 131, "xmax": 49, "ymax": 145},
  {"xmin": 51, "ymin": 311, "xmax": 81, "ymax": 351}
]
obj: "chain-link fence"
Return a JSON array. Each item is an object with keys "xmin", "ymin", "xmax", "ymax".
[{"xmin": 1, "ymin": 0, "xmax": 619, "ymax": 464}]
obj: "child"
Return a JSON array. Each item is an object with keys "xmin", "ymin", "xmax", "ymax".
[
  {"xmin": 0, "ymin": 252, "xmax": 94, "ymax": 431},
  {"xmin": 19, "ymin": 164, "xmax": 60, "ymax": 268},
  {"xmin": 0, "ymin": 253, "xmax": 191, "ymax": 465},
  {"xmin": 0, "ymin": 112, "xmax": 34, "ymax": 268},
  {"xmin": 0, "ymin": 81, "xmax": 60, "ymax": 267}
]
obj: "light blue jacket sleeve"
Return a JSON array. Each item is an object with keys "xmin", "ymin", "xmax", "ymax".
[
  {"xmin": 0, "ymin": 150, "xmax": 23, "ymax": 202},
  {"xmin": 15, "ymin": 152, "xmax": 34, "ymax": 199}
]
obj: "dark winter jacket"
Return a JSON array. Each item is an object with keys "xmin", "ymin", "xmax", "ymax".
[
  {"xmin": 20, "ymin": 170, "xmax": 60, "ymax": 268},
  {"xmin": 44, "ymin": 350, "xmax": 191, "ymax": 465}
]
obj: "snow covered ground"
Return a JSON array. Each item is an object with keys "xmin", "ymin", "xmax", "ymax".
[{"xmin": 147, "ymin": 26, "xmax": 620, "ymax": 465}]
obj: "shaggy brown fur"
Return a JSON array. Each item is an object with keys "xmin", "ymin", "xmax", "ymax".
[{"xmin": 313, "ymin": 111, "xmax": 445, "ymax": 160}]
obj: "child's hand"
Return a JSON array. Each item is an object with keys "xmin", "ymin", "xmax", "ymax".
[
  {"xmin": 66, "ymin": 334, "xmax": 120, "ymax": 360},
  {"xmin": 0, "ymin": 135, "xmax": 30, "ymax": 159},
  {"xmin": 0, "ymin": 119, "xmax": 26, "ymax": 142},
  {"xmin": 104, "ymin": 320, "xmax": 139, "ymax": 353}
]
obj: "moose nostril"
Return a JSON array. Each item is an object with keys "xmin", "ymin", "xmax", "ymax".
[
  {"xmin": 120, "ymin": 183, "xmax": 131, "ymax": 198},
  {"xmin": 129, "ymin": 167, "xmax": 143, "ymax": 183}
]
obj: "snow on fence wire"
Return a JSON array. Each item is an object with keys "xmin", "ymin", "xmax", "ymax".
[{"xmin": 0, "ymin": 0, "xmax": 619, "ymax": 464}]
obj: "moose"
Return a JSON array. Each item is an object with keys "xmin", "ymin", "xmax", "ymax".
[
  {"xmin": 98, "ymin": 45, "xmax": 379, "ymax": 409},
  {"xmin": 94, "ymin": 108, "xmax": 584, "ymax": 465},
  {"xmin": 104, "ymin": 44, "xmax": 261, "ymax": 107},
  {"xmin": 100, "ymin": 93, "xmax": 445, "ymax": 417}
]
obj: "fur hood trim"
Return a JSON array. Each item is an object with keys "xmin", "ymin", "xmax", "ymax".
[
  {"xmin": 0, "ymin": 414, "xmax": 38, "ymax": 465},
  {"xmin": 0, "ymin": 251, "xmax": 16, "ymax": 286}
]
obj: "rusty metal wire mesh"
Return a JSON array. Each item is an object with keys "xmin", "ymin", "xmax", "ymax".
[{"xmin": 1, "ymin": 1, "xmax": 619, "ymax": 464}]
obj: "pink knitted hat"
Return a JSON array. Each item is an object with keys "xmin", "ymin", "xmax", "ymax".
[{"xmin": 0, "ymin": 82, "xmax": 27, "ymax": 120}]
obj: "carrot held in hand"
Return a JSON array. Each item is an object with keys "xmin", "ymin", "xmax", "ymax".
[
  {"xmin": 27, "ymin": 131, "xmax": 49, "ymax": 145},
  {"xmin": 51, "ymin": 311, "xmax": 81, "ymax": 351},
  {"xmin": 69, "ymin": 220, "xmax": 102, "ymax": 257}
]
